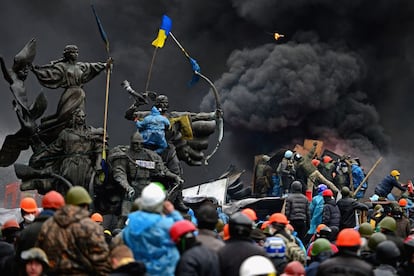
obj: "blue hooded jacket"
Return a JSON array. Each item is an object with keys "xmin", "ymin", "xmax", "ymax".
[
  {"xmin": 122, "ymin": 210, "xmax": 182, "ymax": 276},
  {"xmin": 308, "ymin": 193, "xmax": 324, "ymax": 234}
]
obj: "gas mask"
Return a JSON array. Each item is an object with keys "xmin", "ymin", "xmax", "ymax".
[{"xmin": 23, "ymin": 214, "xmax": 35, "ymax": 224}]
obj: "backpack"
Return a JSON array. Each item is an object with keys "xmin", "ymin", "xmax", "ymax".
[{"xmin": 275, "ymin": 233, "xmax": 306, "ymax": 265}]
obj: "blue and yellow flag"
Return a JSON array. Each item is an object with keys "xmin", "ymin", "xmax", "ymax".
[
  {"xmin": 152, "ymin": 15, "xmax": 172, "ymax": 48},
  {"xmin": 91, "ymin": 4, "xmax": 110, "ymax": 53}
]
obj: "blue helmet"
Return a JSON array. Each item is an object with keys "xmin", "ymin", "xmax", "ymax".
[
  {"xmin": 284, "ymin": 150, "xmax": 293, "ymax": 159},
  {"xmin": 264, "ymin": 237, "xmax": 286, "ymax": 258},
  {"xmin": 317, "ymin": 184, "xmax": 328, "ymax": 194}
]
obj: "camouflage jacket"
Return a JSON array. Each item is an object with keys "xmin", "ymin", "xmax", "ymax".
[{"xmin": 36, "ymin": 205, "xmax": 111, "ymax": 275}]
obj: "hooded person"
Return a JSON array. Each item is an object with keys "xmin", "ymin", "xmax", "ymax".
[
  {"xmin": 285, "ymin": 181, "xmax": 310, "ymax": 240},
  {"xmin": 117, "ymin": 182, "xmax": 183, "ymax": 276},
  {"xmin": 170, "ymin": 219, "xmax": 220, "ymax": 276},
  {"xmin": 36, "ymin": 186, "xmax": 111, "ymax": 275},
  {"xmin": 306, "ymin": 184, "xmax": 327, "ymax": 243}
]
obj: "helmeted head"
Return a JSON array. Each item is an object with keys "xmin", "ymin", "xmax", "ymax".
[
  {"xmin": 311, "ymin": 238, "xmax": 332, "ymax": 257},
  {"xmin": 341, "ymin": 186, "xmax": 350, "ymax": 197},
  {"xmin": 311, "ymin": 159, "xmax": 320, "ymax": 167},
  {"xmin": 239, "ymin": 255, "xmax": 276, "ymax": 276},
  {"xmin": 368, "ymin": 232, "xmax": 387, "ymax": 251},
  {"xmin": 390, "ymin": 169, "xmax": 400, "ymax": 180},
  {"xmin": 136, "ymin": 182, "xmax": 166, "ymax": 213},
  {"xmin": 336, "ymin": 228, "xmax": 361, "ymax": 249},
  {"xmin": 293, "ymin": 153, "xmax": 302, "ymax": 162},
  {"xmin": 281, "ymin": 261, "xmax": 305, "ymax": 276},
  {"xmin": 65, "ymin": 186, "xmax": 92, "ymax": 206},
  {"xmin": 358, "ymin": 222, "xmax": 373, "ymax": 239},
  {"xmin": 130, "ymin": 132, "xmax": 144, "ymax": 152},
  {"xmin": 284, "ymin": 150, "xmax": 293, "ymax": 159},
  {"xmin": 229, "ymin": 212, "xmax": 253, "ymax": 238},
  {"xmin": 155, "ymin": 94, "xmax": 169, "ymax": 113},
  {"xmin": 241, "ymin": 208, "xmax": 258, "ymax": 221},
  {"xmin": 264, "ymin": 237, "xmax": 286, "ymax": 258},
  {"xmin": 21, "ymin": 247, "xmax": 49, "ymax": 269},
  {"xmin": 1, "ymin": 218, "xmax": 20, "ymax": 243},
  {"xmin": 170, "ymin": 220, "xmax": 197, "ymax": 253},
  {"xmin": 399, "ymin": 198, "xmax": 407, "ymax": 207},
  {"xmin": 378, "ymin": 216, "xmax": 397, "ymax": 233},
  {"xmin": 376, "ymin": 240, "xmax": 400, "ymax": 265},
  {"xmin": 322, "ymin": 189, "xmax": 333, "ymax": 198},
  {"xmin": 20, "ymin": 197, "xmax": 38, "ymax": 213},
  {"xmin": 91, "ymin": 212, "xmax": 104, "ymax": 223},
  {"xmin": 322, "ymin": 156, "xmax": 333, "ymax": 164},
  {"xmin": 317, "ymin": 184, "xmax": 328, "ymax": 194},
  {"xmin": 42, "ymin": 191, "xmax": 65, "ymax": 210}
]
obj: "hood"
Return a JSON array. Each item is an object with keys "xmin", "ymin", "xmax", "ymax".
[
  {"xmin": 52, "ymin": 205, "xmax": 89, "ymax": 228},
  {"xmin": 151, "ymin": 106, "xmax": 161, "ymax": 115},
  {"xmin": 125, "ymin": 211, "xmax": 162, "ymax": 236}
]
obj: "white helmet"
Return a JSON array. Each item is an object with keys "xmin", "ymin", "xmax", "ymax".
[
  {"xmin": 284, "ymin": 150, "xmax": 293, "ymax": 159},
  {"xmin": 239, "ymin": 255, "xmax": 276, "ymax": 276},
  {"xmin": 137, "ymin": 182, "xmax": 166, "ymax": 208}
]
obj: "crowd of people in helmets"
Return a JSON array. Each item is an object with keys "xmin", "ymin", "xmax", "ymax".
[{"xmin": 1, "ymin": 144, "xmax": 414, "ymax": 275}]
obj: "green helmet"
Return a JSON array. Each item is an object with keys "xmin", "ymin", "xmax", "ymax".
[
  {"xmin": 65, "ymin": 186, "xmax": 92, "ymax": 206},
  {"xmin": 368, "ymin": 232, "xmax": 387, "ymax": 251},
  {"xmin": 358, "ymin": 222, "xmax": 373, "ymax": 238},
  {"xmin": 378, "ymin": 216, "xmax": 397, "ymax": 232},
  {"xmin": 311, "ymin": 238, "xmax": 332, "ymax": 256},
  {"xmin": 341, "ymin": 186, "xmax": 350, "ymax": 197}
]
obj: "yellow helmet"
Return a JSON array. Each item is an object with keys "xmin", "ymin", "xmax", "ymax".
[{"xmin": 390, "ymin": 170, "xmax": 400, "ymax": 177}]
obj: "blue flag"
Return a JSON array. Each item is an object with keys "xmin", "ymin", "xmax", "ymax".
[
  {"xmin": 152, "ymin": 15, "xmax": 172, "ymax": 48},
  {"xmin": 91, "ymin": 4, "xmax": 110, "ymax": 53},
  {"xmin": 188, "ymin": 57, "xmax": 201, "ymax": 86}
]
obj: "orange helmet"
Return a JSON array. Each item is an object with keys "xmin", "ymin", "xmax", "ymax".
[
  {"xmin": 311, "ymin": 159, "xmax": 320, "ymax": 167},
  {"xmin": 269, "ymin": 213, "xmax": 289, "ymax": 225},
  {"xmin": 322, "ymin": 156, "xmax": 333, "ymax": 163},
  {"xmin": 336, "ymin": 228, "xmax": 361, "ymax": 247},
  {"xmin": 241, "ymin": 208, "xmax": 258, "ymax": 221},
  {"xmin": 42, "ymin": 191, "xmax": 65, "ymax": 210},
  {"xmin": 399, "ymin": 198, "xmax": 407, "ymax": 207},
  {"xmin": 20, "ymin": 197, "xmax": 38, "ymax": 213},
  {"xmin": 316, "ymin": 224, "xmax": 327, "ymax": 233},
  {"xmin": 91, "ymin": 213, "xmax": 104, "ymax": 223},
  {"xmin": 1, "ymin": 219, "xmax": 20, "ymax": 230},
  {"xmin": 261, "ymin": 221, "xmax": 271, "ymax": 231},
  {"xmin": 287, "ymin": 224, "xmax": 294, "ymax": 232}
]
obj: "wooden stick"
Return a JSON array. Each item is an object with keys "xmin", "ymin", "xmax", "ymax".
[{"xmin": 353, "ymin": 157, "xmax": 383, "ymax": 197}]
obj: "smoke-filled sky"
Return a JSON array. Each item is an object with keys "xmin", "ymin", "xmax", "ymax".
[{"xmin": 1, "ymin": 0, "xmax": 414, "ymax": 193}]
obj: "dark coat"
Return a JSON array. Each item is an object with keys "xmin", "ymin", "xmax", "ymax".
[
  {"xmin": 374, "ymin": 175, "xmax": 406, "ymax": 197},
  {"xmin": 218, "ymin": 238, "xmax": 267, "ymax": 276},
  {"xmin": 285, "ymin": 191, "xmax": 310, "ymax": 224},
  {"xmin": 322, "ymin": 198, "xmax": 341, "ymax": 228},
  {"xmin": 337, "ymin": 197, "xmax": 368, "ymax": 229},
  {"xmin": 316, "ymin": 250, "xmax": 374, "ymax": 276},
  {"xmin": 109, "ymin": 261, "xmax": 146, "ymax": 276},
  {"xmin": 175, "ymin": 244, "xmax": 220, "ymax": 276}
]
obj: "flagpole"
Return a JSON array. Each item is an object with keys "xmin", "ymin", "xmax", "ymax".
[
  {"xmin": 169, "ymin": 32, "xmax": 190, "ymax": 58},
  {"xmin": 145, "ymin": 47, "xmax": 158, "ymax": 92},
  {"xmin": 102, "ymin": 58, "xmax": 111, "ymax": 160}
]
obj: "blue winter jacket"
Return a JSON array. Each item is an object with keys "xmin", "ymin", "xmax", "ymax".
[
  {"xmin": 122, "ymin": 210, "xmax": 182, "ymax": 276},
  {"xmin": 308, "ymin": 193, "xmax": 324, "ymax": 234},
  {"xmin": 374, "ymin": 175, "xmax": 406, "ymax": 197}
]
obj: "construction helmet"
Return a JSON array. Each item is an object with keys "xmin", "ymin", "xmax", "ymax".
[
  {"xmin": 399, "ymin": 198, "xmax": 408, "ymax": 207},
  {"xmin": 138, "ymin": 182, "xmax": 166, "ymax": 208},
  {"xmin": 358, "ymin": 222, "xmax": 373, "ymax": 238},
  {"xmin": 317, "ymin": 184, "xmax": 328, "ymax": 194},
  {"xmin": 316, "ymin": 224, "xmax": 327, "ymax": 234},
  {"xmin": 91, "ymin": 212, "xmax": 103, "ymax": 223},
  {"xmin": 318, "ymin": 226, "xmax": 332, "ymax": 240},
  {"xmin": 336, "ymin": 228, "xmax": 361, "ymax": 247},
  {"xmin": 284, "ymin": 150, "xmax": 293, "ymax": 159},
  {"xmin": 42, "ymin": 191, "xmax": 65, "ymax": 210},
  {"xmin": 322, "ymin": 189, "xmax": 333, "ymax": 197},
  {"xmin": 293, "ymin": 153, "xmax": 302, "ymax": 162},
  {"xmin": 1, "ymin": 219, "xmax": 20, "ymax": 230},
  {"xmin": 65, "ymin": 186, "xmax": 92, "ymax": 206},
  {"xmin": 368, "ymin": 232, "xmax": 387, "ymax": 251},
  {"xmin": 311, "ymin": 238, "xmax": 332, "ymax": 256},
  {"xmin": 322, "ymin": 156, "xmax": 333, "ymax": 163},
  {"xmin": 341, "ymin": 186, "xmax": 350, "ymax": 197},
  {"xmin": 311, "ymin": 159, "xmax": 320, "ymax": 167},
  {"xmin": 20, "ymin": 197, "xmax": 38, "ymax": 213},
  {"xmin": 390, "ymin": 170, "xmax": 400, "ymax": 177},
  {"xmin": 378, "ymin": 216, "xmax": 397, "ymax": 232},
  {"xmin": 241, "ymin": 208, "xmax": 258, "ymax": 221},
  {"xmin": 269, "ymin": 213, "xmax": 289, "ymax": 225},
  {"xmin": 264, "ymin": 237, "xmax": 286, "ymax": 258},
  {"xmin": 229, "ymin": 212, "xmax": 253, "ymax": 238},
  {"xmin": 239, "ymin": 255, "xmax": 276, "ymax": 276},
  {"xmin": 170, "ymin": 220, "xmax": 196, "ymax": 243},
  {"xmin": 376, "ymin": 240, "xmax": 400, "ymax": 263},
  {"xmin": 282, "ymin": 261, "xmax": 305, "ymax": 276}
]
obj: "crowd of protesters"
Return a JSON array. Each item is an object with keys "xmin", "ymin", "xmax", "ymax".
[{"xmin": 1, "ymin": 149, "xmax": 414, "ymax": 275}]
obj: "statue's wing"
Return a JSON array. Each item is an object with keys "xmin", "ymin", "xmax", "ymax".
[
  {"xmin": 12, "ymin": 38, "xmax": 36, "ymax": 71},
  {"xmin": 0, "ymin": 130, "xmax": 30, "ymax": 167}
]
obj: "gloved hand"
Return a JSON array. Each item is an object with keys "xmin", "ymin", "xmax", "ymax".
[
  {"xmin": 126, "ymin": 185, "xmax": 135, "ymax": 200},
  {"xmin": 174, "ymin": 175, "xmax": 184, "ymax": 184}
]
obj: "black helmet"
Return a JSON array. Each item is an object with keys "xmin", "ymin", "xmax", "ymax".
[
  {"xmin": 341, "ymin": 186, "xmax": 350, "ymax": 197},
  {"xmin": 229, "ymin": 212, "xmax": 253, "ymax": 238},
  {"xmin": 318, "ymin": 226, "xmax": 332, "ymax": 240},
  {"xmin": 294, "ymin": 153, "xmax": 302, "ymax": 161},
  {"xmin": 375, "ymin": 240, "xmax": 400, "ymax": 264}
]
